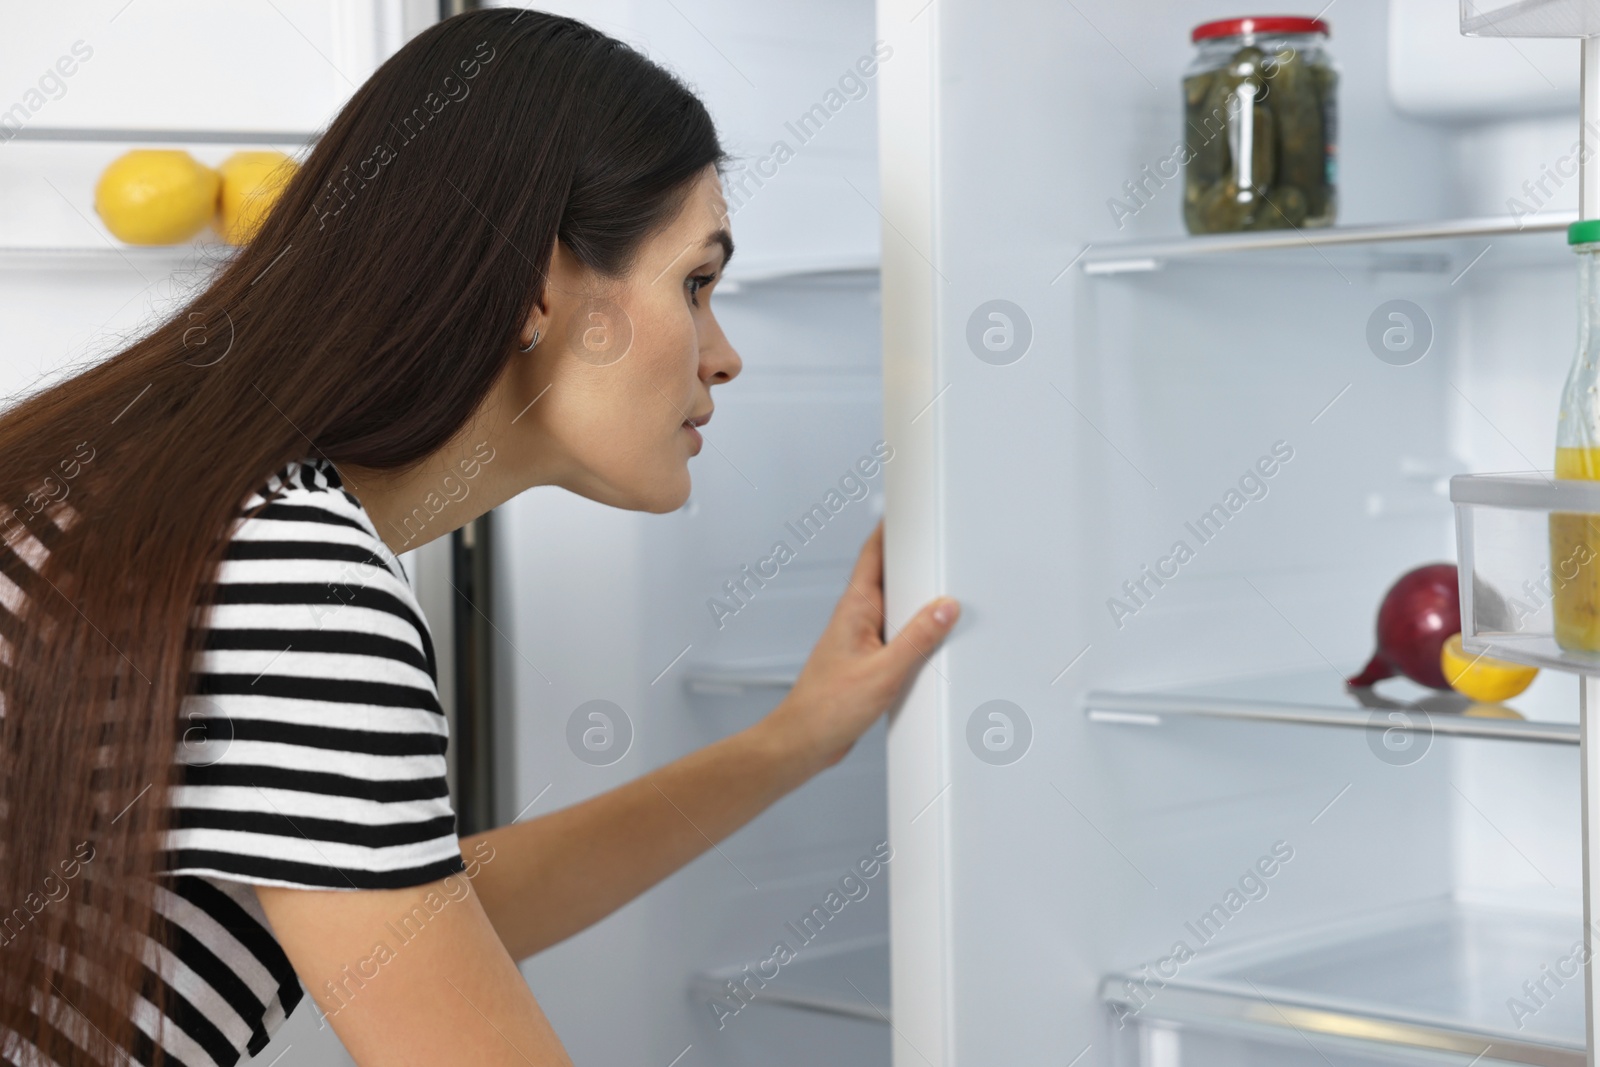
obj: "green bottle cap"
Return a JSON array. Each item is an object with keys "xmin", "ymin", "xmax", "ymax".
[{"xmin": 1570, "ymin": 219, "xmax": 1600, "ymax": 245}]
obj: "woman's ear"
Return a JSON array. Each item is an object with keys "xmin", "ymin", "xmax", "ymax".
[
  {"xmin": 519, "ymin": 235, "xmax": 579, "ymax": 352},
  {"xmin": 518, "ymin": 311, "xmax": 544, "ymax": 351}
]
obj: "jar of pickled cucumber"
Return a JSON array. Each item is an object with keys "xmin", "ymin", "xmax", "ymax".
[
  {"xmin": 1182, "ymin": 17, "xmax": 1337, "ymax": 235},
  {"xmin": 1551, "ymin": 219, "xmax": 1600, "ymax": 651}
]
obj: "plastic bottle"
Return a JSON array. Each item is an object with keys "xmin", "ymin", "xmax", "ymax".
[{"xmin": 1551, "ymin": 218, "xmax": 1600, "ymax": 650}]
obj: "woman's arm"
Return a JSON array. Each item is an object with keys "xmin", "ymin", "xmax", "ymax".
[
  {"xmin": 464, "ymin": 711, "xmax": 814, "ymax": 962},
  {"xmin": 466, "ymin": 519, "xmax": 959, "ymax": 961},
  {"xmin": 255, "ymin": 875, "xmax": 575, "ymax": 1066}
]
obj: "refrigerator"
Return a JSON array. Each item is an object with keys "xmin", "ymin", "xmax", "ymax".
[
  {"xmin": 487, "ymin": 0, "xmax": 1600, "ymax": 1064},
  {"xmin": 16, "ymin": 1, "xmax": 1600, "ymax": 1066}
]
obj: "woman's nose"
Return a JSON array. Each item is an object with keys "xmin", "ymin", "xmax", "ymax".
[{"xmin": 705, "ymin": 339, "xmax": 741, "ymax": 384}]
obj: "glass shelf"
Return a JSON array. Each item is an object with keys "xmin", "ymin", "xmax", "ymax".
[
  {"xmin": 0, "ymin": 126, "xmax": 319, "ymax": 145},
  {"xmin": 688, "ymin": 935, "xmax": 889, "ymax": 1023},
  {"xmin": 1079, "ymin": 213, "xmax": 1576, "ymax": 275},
  {"xmin": 684, "ymin": 658, "xmax": 803, "ymax": 696},
  {"xmin": 1085, "ymin": 668, "xmax": 1578, "ymax": 744},
  {"xmin": 718, "ymin": 259, "xmax": 879, "ymax": 289},
  {"xmin": 0, "ymin": 246, "xmax": 871, "ymax": 282},
  {"xmin": 1104, "ymin": 898, "xmax": 1584, "ymax": 1067},
  {"xmin": 0, "ymin": 245, "xmax": 232, "ymax": 270},
  {"xmin": 1461, "ymin": 0, "xmax": 1600, "ymax": 38}
]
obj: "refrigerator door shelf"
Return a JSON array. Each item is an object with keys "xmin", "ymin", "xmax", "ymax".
[
  {"xmin": 1085, "ymin": 668, "xmax": 1579, "ymax": 744},
  {"xmin": 1451, "ymin": 471, "xmax": 1600, "ymax": 676},
  {"xmin": 1107, "ymin": 999, "xmax": 1572, "ymax": 1067},
  {"xmin": 1460, "ymin": 0, "xmax": 1600, "ymax": 38},
  {"xmin": 717, "ymin": 259, "xmax": 880, "ymax": 289},
  {"xmin": 0, "ymin": 126, "xmax": 319, "ymax": 144},
  {"xmin": 1102, "ymin": 898, "xmax": 1584, "ymax": 1067},
  {"xmin": 683, "ymin": 658, "xmax": 803, "ymax": 697},
  {"xmin": 0, "ymin": 245, "xmax": 226, "ymax": 270},
  {"xmin": 688, "ymin": 935, "xmax": 889, "ymax": 1024},
  {"xmin": 1078, "ymin": 213, "xmax": 1574, "ymax": 276}
]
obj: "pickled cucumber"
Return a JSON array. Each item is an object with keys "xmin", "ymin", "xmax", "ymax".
[
  {"xmin": 1184, "ymin": 70, "xmax": 1233, "ymax": 187},
  {"xmin": 1182, "ymin": 40, "xmax": 1334, "ymax": 234},
  {"xmin": 1248, "ymin": 185, "xmax": 1308, "ymax": 230}
]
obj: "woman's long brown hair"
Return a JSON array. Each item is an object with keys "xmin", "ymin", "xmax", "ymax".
[{"xmin": 0, "ymin": 9, "xmax": 728, "ymax": 1063}]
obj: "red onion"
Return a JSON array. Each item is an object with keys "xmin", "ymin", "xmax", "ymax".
[{"xmin": 1347, "ymin": 563, "xmax": 1460, "ymax": 690}]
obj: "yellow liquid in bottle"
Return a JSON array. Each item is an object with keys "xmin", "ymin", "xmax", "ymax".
[{"xmin": 1552, "ymin": 447, "xmax": 1600, "ymax": 650}]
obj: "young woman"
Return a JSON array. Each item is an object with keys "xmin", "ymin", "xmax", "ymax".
[{"xmin": 0, "ymin": 8, "xmax": 958, "ymax": 1066}]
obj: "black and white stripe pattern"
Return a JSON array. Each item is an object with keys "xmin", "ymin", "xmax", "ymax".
[{"xmin": 2, "ymin": 457, "xmax": 466, "ymax": 1067}]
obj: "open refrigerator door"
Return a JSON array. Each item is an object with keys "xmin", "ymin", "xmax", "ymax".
[{"xmin": 878, "ymin": 0, "xmax": 1600, "ymax": 1064}]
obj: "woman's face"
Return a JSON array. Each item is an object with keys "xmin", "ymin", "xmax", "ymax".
[{"xmin": 507, "ymin": 164, "xmax": 740, "ymax": 513}]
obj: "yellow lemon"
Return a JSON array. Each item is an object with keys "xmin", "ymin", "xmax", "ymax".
[
  {"xmin": 1440, "ymin": 633, "xmax": 1538, "ymax": 704},
  {"xmin": 215, "ymin": 150, "xmax": 297, "ymax": 245},
  {"xmin": 94, "ymin": 149, "xmax": 219, "ymax": 245}
]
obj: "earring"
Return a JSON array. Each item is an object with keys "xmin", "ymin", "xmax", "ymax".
[{"xmin": 519, "ymin": 328, "xmax": 541, "ymax": 353}]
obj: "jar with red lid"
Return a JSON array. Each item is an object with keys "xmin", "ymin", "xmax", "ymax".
[{"xmin": 1182, "ymin": 16, "xmax": 1336, "ymax": 234}]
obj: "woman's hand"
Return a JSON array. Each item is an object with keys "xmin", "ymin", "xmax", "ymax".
[
  {"xmin": 760, "ymin": 518, "xmax": 959, "ymax": 772},
  {"xmin": 462, "ymin": 520, "xmax": 957, "ymax": 962}
]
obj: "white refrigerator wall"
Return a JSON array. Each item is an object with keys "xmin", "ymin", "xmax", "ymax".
[{"xmin": 879, "ymin": 0, "xmax": 1586, "ymax": 1064}]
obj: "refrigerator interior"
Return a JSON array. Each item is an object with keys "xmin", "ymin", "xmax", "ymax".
[{"xmin": 877, "ymin": 0, "xmax": 1593, "ymax": 1063}]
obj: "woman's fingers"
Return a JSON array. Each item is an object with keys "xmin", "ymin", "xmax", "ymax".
[
  {"xmin": 770, "ymin": 521, "xmax": 960, "ymax": 770},
  {"xmin": 834, "ymin": 518, "xmax": 886, "ymax": 632},
  {"xmin": 842, "ymin": 520, "xmax": 958, "ymax": 698},
  {"xmin": 851, "ymin": 518, "xmax": 885, "ymax": 588},
  {"xmin": 875, "ymin": 595, "xmax": 959, "ymax": 697}
]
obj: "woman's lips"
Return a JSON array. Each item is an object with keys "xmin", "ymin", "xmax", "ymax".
[{"xmin": 682, "ymin": 409, "xmax": 711, "ymax": 452}]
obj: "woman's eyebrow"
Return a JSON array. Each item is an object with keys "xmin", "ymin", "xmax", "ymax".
[{"xmin": 704, "ymin": 228, "xmax": 733, "ymax": 270}]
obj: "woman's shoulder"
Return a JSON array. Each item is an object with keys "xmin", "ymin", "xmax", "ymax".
[
  {"xmin": 214, "ymin": 455, "xmax": 435, "ymax": 682},
  {"xmin": 230, "ymin": 456, "xmax": 407, "ymax": 584},
  {"xmin": 243, "ymin": 455, "xmax": 384, "ymax": 545}
]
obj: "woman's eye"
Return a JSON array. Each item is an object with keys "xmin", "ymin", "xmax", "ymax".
[{"xmin": 687, "ymin": 273, "xmax": 717, "ymax": 306}]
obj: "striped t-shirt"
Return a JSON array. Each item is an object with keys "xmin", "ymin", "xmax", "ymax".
[{"xmin": 2, "ymin": 456, "xmax": 467, "ymax": 1067}]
